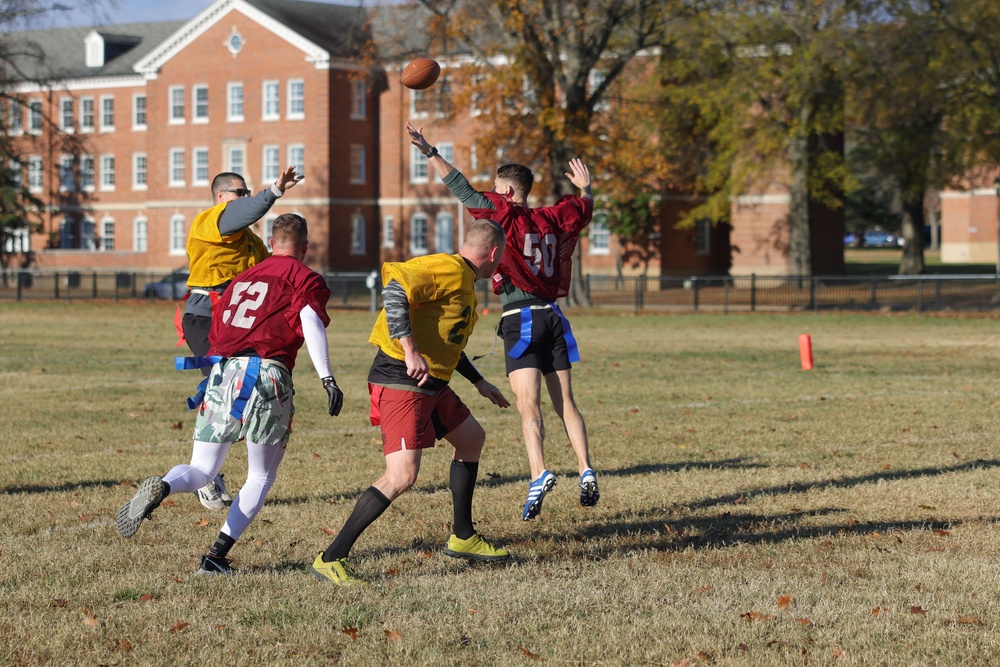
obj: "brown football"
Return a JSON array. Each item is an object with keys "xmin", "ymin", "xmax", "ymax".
[{"xmin": 401, "ymin": 57, "xmax": 441, "ymax": 90}]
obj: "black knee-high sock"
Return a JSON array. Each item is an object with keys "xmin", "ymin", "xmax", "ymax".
[
  {"xmin": 209, "ymin": 532, "xmax": 236, "ymax": 559},
  {"xmin": 322, "ymin": 486, "xmax": 391, "ymax": 562},
  {"xmin": 450, "ymin": 460, "xmax": 479, "ymax": 540}
]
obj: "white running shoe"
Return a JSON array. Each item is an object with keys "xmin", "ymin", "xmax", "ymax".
[{"xmin": 196, "ymin": 474, "xmax": 231, "ymax": 511}]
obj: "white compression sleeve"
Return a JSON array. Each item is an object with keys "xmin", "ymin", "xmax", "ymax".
[{"xmin": 301, "ymin": 304, "xmax": 333, "ymax": 378}]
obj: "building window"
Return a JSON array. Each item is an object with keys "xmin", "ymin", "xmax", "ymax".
[
  {"xmin": 227, "ymin": 83, "xmax": 244, "ymax": 121},
  {"xmin": 132, "ymin": 94, "xmax": 146, "ymax": 130},
  {"xmin": 193, "ymin": 85, "xmax": 208, "ymax": 123},
  {"xmin": 350, "ymin": 214, "xmax": 366, "ymax": 256},
  {"xmin": 59, "ymin": 154, "xmax": 75, "ymax": 192},
  {"xmin": 169, "ymin": 148, "xmax": 185, "ymax": 186},
  {"xmin": 100, "ymin": 154, "xmax": 115, "ymax": 191},
  {"xmin": 169, "ymin": 86, "xmax": 185, "ymax": 123},
  {"xmin": 287, "ymin": 79, "xmax": 304, "ymax": 119},
  {"xmin": 350, "ymin": 144, "xmax": 365, "ymax": 184},
  {"xmin": 100, "ymin": 95, "xmax": 114, "ymax": 131},
  {"xmin": 169, "ymin": 215, "xmax": 186, "ymax": 255},
  {"xmin": 409, "ymin": 88, "xmax": 430, "ymax": 118},
  {"xmin": 60, "ymin": 97, "xmax": 74, "ymax": 132},
  {"xmin": 695, "ymin": 219, "xmax": 711, "ymax": 255},
  {"xmin": 192, "ymin": 148, "xmax": 209, "ymax": 186},
  {"xmin": 7, "ymin": 158, "xmax": 21, "ymax": 187},
  {"xmin": 59, "ymin": 218, "xmax": 76, "ymax": 249},
  {"xmin": 410, "ymin": 213, "xmax": 428, "ymax": 255},
  {"xmin": 262, "ymin": 81, "xmax": 279, "ymax": 120},
  {"xmin": 81, "ymin": 155, "xmax": 95, "ymax": 191},
  {"xmin": 133, "ymin": 216, "xmax": 148, "ymax": 252},
  {"xmin": 288, "ymin": 144, "xmax": 304, "ymax": 173},
  {"xmin": 81, "ymin": 218, "xmax": 96, "ymax": 250},
  {"xmin": 262, "ymin": 145, "xmax": 280, "ymax": 182},
  {"xmin": 80, "ymin": 97, "xmax": 94, "ymax": 132},
  {"xmin": 350, "ymin": 80, "xmax": 366, "ymax": 119},
  {"xmin": 261, "ymin": 215, "xmax": 275, "ymax": 246},
  {"xmin": 100, "ymin": 217, "xmax": 115, "ymax": 251},
  {"xmin": 28, "ymin": 100, "xmax": 42, "ymax": 134},
  {"xmin": 382, "ymin": 215, "xmax": 394, "ymax": 248},
  {"xmin": 588, "ymin": 212, "xmax": 610, "ymax": 255},
  {"xmin": 4, "ymin": 227, "xmax": 29, "ymax": 253},
  {"xmin": 8, "ymin": 100, "xmax": 23, "ymax": 135},
  {"xmin": 435, "ymin": 212, "xmax": 454, "ymax": 254},
  {"xmin": 133, "ymin": 152, "xmax": 147, "ymax": 190},
  {"xmin": 225, "ymin": 146, "xmax": 244, "ymax": 175},
  {"xmin": 27, "ymin": 156, "xmax": 42, "ymax": 192},
  {"xmin": 410, "ymin": 145, "xmax": 429, "ymax": 184}
]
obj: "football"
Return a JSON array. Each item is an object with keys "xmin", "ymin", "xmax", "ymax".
[{"xmin": 401, "ymin": 57, "xmax": 441, "ymax": 90}]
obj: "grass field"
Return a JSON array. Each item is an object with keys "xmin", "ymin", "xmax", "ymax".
[{"xmin": 2, "ymin": 302, "xmax": 1000, "ymax": 665}]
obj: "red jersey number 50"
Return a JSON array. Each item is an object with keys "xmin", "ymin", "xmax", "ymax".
[
  {"xmin": 523, "ymin": 233, "xmax": 557, "ymax": 278},
  {"xmin": 222, "ymin": 281, "xmax": 269, "ymax": 329}
]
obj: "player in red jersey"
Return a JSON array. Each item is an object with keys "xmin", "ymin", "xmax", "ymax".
[
  {"xmin": 406, "ymin": 122, "xmax": 599, "ymax": 521},
  {"xmin": 117, "ymin": 213, "xmax": 344, "ymax": 575}
]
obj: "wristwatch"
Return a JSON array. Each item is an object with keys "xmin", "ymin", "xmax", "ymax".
[{"xmin": 423, "ymin": 146, "xmax": 439, "ymax": 159}]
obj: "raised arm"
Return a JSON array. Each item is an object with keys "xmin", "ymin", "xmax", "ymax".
[
  {"xmin": 218, "ymin": 166, "xmax": 304, "ymax": 235},
  {"xmin": 406, "ymin": 122, "xmax": 494, "ymax": 210},
  {"xmin": 566, "ymin": 158, "xmax": 593, "ymax": 202}
]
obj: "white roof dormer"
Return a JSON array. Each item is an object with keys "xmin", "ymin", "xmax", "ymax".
[{"xmin": 85, "ymin": 31, "xmax": 105, "ymax": 68}]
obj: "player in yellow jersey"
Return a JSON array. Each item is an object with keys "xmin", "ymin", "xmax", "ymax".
[{"xmin": 311, "ymin": 219, "xmax": 511, "ymax": 586}]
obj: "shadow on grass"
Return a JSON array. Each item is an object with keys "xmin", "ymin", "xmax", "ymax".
[{"xmin": 1, "ymin": 479, "xmax": 124, "ymax": 495}]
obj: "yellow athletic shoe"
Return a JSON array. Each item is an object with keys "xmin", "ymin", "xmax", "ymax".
[
  {"xmin": 309, "ymin": 553, "xmax": 367, "ymax": 587},
  {"xmin": 444, "ymin": 533, "xmax": 510, "ymax": 562}
]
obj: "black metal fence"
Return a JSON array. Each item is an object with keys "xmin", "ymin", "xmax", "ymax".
[{"xmin": 4, "ymin": 269, "xmax": 1000, "ymax": 315}]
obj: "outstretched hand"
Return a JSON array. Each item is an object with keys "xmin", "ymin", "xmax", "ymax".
[
  {"xmin": 474, "ymin": 380, "xmax": 511, "ymax": 408},
  {"xmin": 405, "ymin": 121, "xmax": 433, "ymax": 154},
  {"xmin": 277, "ymin": 165, "xmax": 304, "ymax": 192},
  {"xmin": 565, "ymin": 158, "xmax": 591, "ymax": 190}
]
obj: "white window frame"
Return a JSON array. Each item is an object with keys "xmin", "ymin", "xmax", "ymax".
[
  {"xmin": 59, "ymin": 97, "xmax": 75, "ymax": 133},
  {"xmin": 410, "ymin": 145, "xmax": 429, "ymax": 184},
  {"xmin": 287, "ymin": 79, "xmax": 304, "ymax": 120},
  {"xmin": 588, "ymin": 212, "xmax": 610, "ymax": 255},
  {"xmin": 99, "ymin": 95, "xmax": 114, "ymax": 132},
  {"xmin": 4, "ymin": 226, "xmax": 30, "ymax": 253},
  {"xmin": 168, "ymin": 85, "xmax": 185, "ymax": 124},
  {"xmin": 409, "ymin": 88, "xmax": 429, "ymax": 119},
  {"xmin": 227, "ymin": 82, "xmax": 244, "ymax": 122},
  {"xmin": 133, "ymin": 216, "xmax": 148, "ymax": 252},
  {"xmin": 59, "ymin": 218, "xmax": 76, "ymax": 249},
  {"xmin": 288, "ymin": 144, "xmax": 304, "ymax": 174},
  {"xmin": 168, "ymin": 148, "xmax": 185, "ymax": 187},
  {"xmin": 80, "ymin": 96, "xmax": 94, "ymax": 133},
  {"xmin": 382, "ymin": 215, "xmax": 394, "ymax": 248},
  {"xmin": 169, "ymin": 214, "xmax": 186, "ymax": 256},
  {"xmin": 81, "ymin": 217, "xmax": 96, "ymax": 250},
  {"xmin": 132, "ymin": 93, "xmax": 146, "ymax": 131},
  {"xmin": 350, "ymin": 144, "xmax": 366, "ymax": 184},
  {"xmin": 350, "ymin": 79, "xmax": 366, "ymax": 119},
  {"xmin": 132, "ymin": 152, "xmax": 147, "ymax": 191},
  {"xmin": 192, "ymin": 84, "xmax": 209, "ymax": 123},
  {"xmin": 192, "ymin": 147, "xmax": 209, "ymax": 186},
  {"xmin": 225, "ymin": 145, "xmax": 245, "ymax": 175},
  {"xmin": 8, "ymin": 100, "xmax": 23, "ymax": 136},
  {"xmin": 262, "ymin": 80, "xmax": 280, "ymax": 121},
  {"xmin": 435, "ymin": 211, "xmax": 454, "ymax": 254},
  {"xmin": 81, "ymin": 154, "xmax": 95, "ymax": 192},
  {"xmin": 410, "ymin": 213, "xmax": 429, "ymax": 255},
  {"xmin": 261, "ymin": 215, "xmax": 276, "ymax": 246},
  {"xmin": 27, "ymin": 155, "xmax": 42, "ymax": 193},
  {"xmin": 350, "ymin": 214, "xmax": 366, "ymax": 256},
  {"xmin": 262, "ymin": 144, "xmax": 280, "ymax": 183},
  {"xmin": 100, "ymin": 153, "xmax": 115, "ymax": 191},
  {"xmin": 100, "ymin": 217, "xmax": 115, "ymax": 251},
  {"xmin": 28, "ymin": 99, "xmax": 42, "ymax": 135},
  {"xmin": 59, "ymin": 154, "xmax": 75, "ymax": 192},
  {"xmin": 8, "ymin": 158, "xmax": 21, "ymax": 187}
]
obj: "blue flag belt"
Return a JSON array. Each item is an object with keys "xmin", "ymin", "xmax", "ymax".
[
  {"xmin": 505, "ymin": 303, "xmax": 580, "ymax": 363},
  {"xmin": 175, "ymin": 355, "xmax": 263, "ymax": 420}
]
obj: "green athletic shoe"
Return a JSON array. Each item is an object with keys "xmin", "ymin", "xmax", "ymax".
[
  {"xmin": 443, "ymin": 533, "xmax": 510, "ymax": 562},
  {"xmin": 309, "ymin": 553, "xmax": 367, "ymax": 586}
]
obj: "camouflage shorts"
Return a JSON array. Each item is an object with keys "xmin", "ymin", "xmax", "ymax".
[{"xmin": 193, "ymin": 357, "xmax": 294, "ymax": 447}]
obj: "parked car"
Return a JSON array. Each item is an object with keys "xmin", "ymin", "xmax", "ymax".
[{"xmin": 143, "ymin": 269, "xmax": 190, "ymax": 299}]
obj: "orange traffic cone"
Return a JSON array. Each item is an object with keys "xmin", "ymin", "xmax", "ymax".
[{"xmin": 799, "ymin": 334, "xmax": 813, "ymax": 370}]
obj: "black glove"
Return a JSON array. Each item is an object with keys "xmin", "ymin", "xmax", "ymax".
[{"xmin": 322, "ymin": 376, "xmax": 343, "ymax": 417}]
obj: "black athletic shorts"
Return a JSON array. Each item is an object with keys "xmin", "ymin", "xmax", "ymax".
[
  {"xmin": 498, "ymin": 305, "xmax": 572, "ymax": 376},
  {"xmin": 181, "ymin": 313, "xmax": 213, "ymax": 377}
]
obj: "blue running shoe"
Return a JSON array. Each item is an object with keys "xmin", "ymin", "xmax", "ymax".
[
  {"xmin": 579, "ymin": 468, "xmax": 600, "ymax": 507},
  {"xmin": 522, "ymin": 470, "xmax": 556, "ymax": 521}
]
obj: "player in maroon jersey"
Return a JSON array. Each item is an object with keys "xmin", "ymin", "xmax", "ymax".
[
  {"xmin": 116, "ymin": 213, "xmax": 345, "ymax": 575},
  {"xmin": 405, "ymin": 122, "xmax": 599, "ymax": 522}
]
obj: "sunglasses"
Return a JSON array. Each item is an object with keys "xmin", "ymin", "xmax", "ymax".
[{"xmin": 223, "ymin": 188, "xmax": 251, "ymax": 197}]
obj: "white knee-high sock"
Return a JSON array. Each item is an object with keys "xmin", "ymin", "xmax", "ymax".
[
  {"xmin": 220, "ymin": 439, "xmax": 285, "ymax": 541},
  {"xmin": 162, "ymin": 440, "xmax": 231, "ymax": 494}
]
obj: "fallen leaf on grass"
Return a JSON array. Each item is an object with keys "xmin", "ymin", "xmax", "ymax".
[
  {"xmin": 693, "ymin": 585, "xmax": 713, "ymax": 594},
  {"xmin": 50, "ymin": 598, "xmax": 68, "ymax": 607},
  {"xmin": 518, "ymin": 645, "xmax": 540, "ymax": 660},
  {"xmin": 737, "ymin": 643, "xmax": 749, "ymax": 651},
  {"xmin": 932, "ymin": 529, "xmax": 951, "ymax": 537},
  {"xmin": 734, "ymin": 496, "xmax": 745, "ymax": 505},
  {"xmin": 799, "ymin": 462, "xmax": 810, "ymax": 469},
  {"xmin": 882, "ymin": 464, "xmax": 892, "ymax": 471},
  {"xmin": 832, "ymin": 647, "xmax": 849, "ymax": 660},
  {"xmin": 777, "ymin": 594, "xmax": 793, "ymax": 609},
  {"xmin": 958, "ymin": 615, "xmax": 983, "ymax": 626},
  {"xmin": 697, "ymin": 651, "xmax": 713, "ymax": 661},
  {"xmin": 194, "ymin": 518, "xmax": 210, "ymax": 527},
  {"xmin": 170, "ymin": 621, "xmax": 189, "ymax": 634},
  {"xmin": 460, "ymin": 635, "xmax": 472, "ymax": 646},
  {"xmin": 419, "ymin": 550, "xmax": 432, "ymax": 558},
  {"xmin": 139, "ymin": 594, "xmax": 156, "ymax": 602},
  {"xmin": 320, "ymin": 527, "xmax": 337, "ymax": 535},
  {"xmin": 113, "ymin": 638, "xmax": 133, "ymax": 653},
  {"xmin": 385, "ymin": 630, "xmax": 402, "ymax": 641},
  {"xmin": 911, "ymin": 606, "xmax": 928, "ymax": 616},
  {"xmin": 312, "ymin": 452, "xmax": 320, "ymax": 458},
  {"xmin": 82, "ymin": 608, "xmax": 100, "ymax": 629},
  {"xmin": 170, "ymin": 421, "xmax": 183, "ymax": 430},
  {"xmin": 795, "ymin": 618, "xmax": 813, "ymax": 626},
  {"xmin": 160, "ymin": 500, "xmax": 176, "ymax": 507},
  {"xmin": 741, "ymin": 611, "xmax": 775, "ymax": 622},
  {"xmin": 872, "ymin": 607, "xmax": 885, "ymax": 616},
  {"xmin": 342, "ymin": 627, "xmax": 359, "ymax": 640},
  {"xmin": 467, "ymin": 609, "xmax": 477, "ymax": 615},
  {"xmin": 215, "ymin": 624, "xmax": 226, "ymax": 630},
  {"xmin": 672, "ymin": 660, "xmax": 693, "ymax": 667},
  {"xmin": 173, "ymin": 577, "xmax": 184, "ymax": 584},
  {"xmin": 383, "ymin": 568, "xmax": 400, "ymax": 576}
]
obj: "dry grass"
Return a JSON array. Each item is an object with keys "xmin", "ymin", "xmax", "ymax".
[{"xmin": 2, "ymin": 302, "xmax": 1000, "ymax": 665}]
